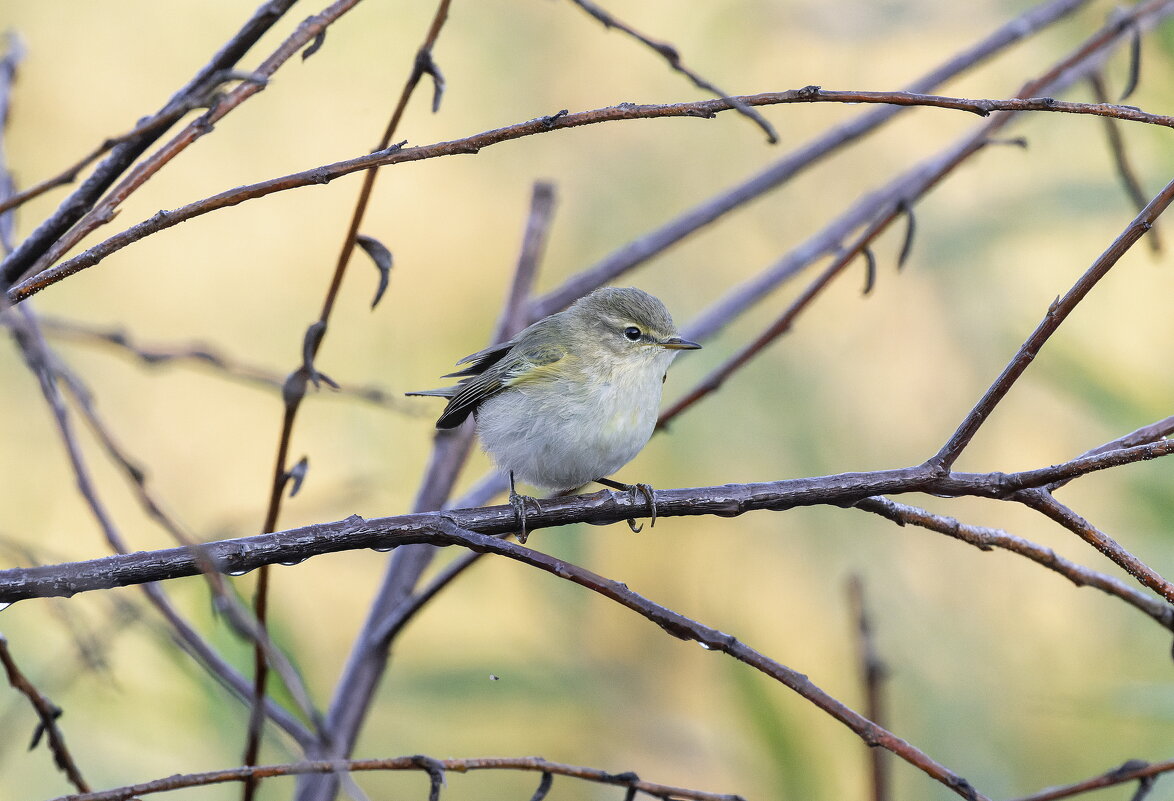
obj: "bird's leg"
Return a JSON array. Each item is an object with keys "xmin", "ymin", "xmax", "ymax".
[
  {"xmin": 595, "ymin": 477, "xmax": 656, "ymax": 532},
  {"xmin": 508, "ymin": 471, "xmax": 533, "ymax": 544}
]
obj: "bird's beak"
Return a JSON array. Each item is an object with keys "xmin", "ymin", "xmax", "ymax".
[{"xmin": 658, "ymin": 336, "xmax": 702, "ymax": 350}]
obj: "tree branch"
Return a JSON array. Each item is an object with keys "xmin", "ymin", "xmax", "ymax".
[
  {"xmin": 8, "ymin": 441, "xmax": 1174, "ymax": 603},
  {"xmin": 855, "ymin": 497, "xmax": 1174, "ymax": 630},
  {"xmin": 565, "ymin": 0, "xmax": 778, "ymax": 142},
  {"xmin": 0, "ymin": 634, "xmax": 90, "ymax": 793},
  {"xmin": 0, "ymin": 0, "xmax": 300, "ymax": 288},
  {"xmin": 931, "ymin": 173, "xmax": 1174, "ymax": 469},
  {"xmin": 50, "ymin": 754, "xmax": 746, "ymax": 801},
  {"xmin": 1008, "ymin": 759, "xmax": 1174, "ymax": 801},
  {"xmin": 15, "ymin": 84, "xmax": 1174, "ymax": 304}
]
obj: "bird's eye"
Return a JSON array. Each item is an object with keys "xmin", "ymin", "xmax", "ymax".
[{"xmin": 623, "ymin": 326, "xmax": 642, "ymax": 341}]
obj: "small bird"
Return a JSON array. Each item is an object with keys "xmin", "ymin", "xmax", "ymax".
[{"xmin": 409, "ymin": 286, "xmax": 700, "ymax": 541}]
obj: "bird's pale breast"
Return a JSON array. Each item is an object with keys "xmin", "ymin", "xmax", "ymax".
[{"xmin": 475, "ymin": 354, "xmax": 669, "ymax": 491}]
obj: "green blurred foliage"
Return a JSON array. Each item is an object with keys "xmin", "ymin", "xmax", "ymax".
[{"xmin": 1, "ymin": 0, "xmax": 1173, "ymax": 799}]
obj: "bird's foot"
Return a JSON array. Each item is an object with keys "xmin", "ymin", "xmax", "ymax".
[
  {"xmin": 596, "ymin": 478, "xmax": 656, "ymax": 532},
  {"xmin": 509, "ymin": 472, "xmax": 535, "ymax": 544}
]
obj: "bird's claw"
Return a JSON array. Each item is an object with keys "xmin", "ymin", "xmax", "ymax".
[
  {"xmin": 596, "ymin": 477, "xmax": 656, "ymax": 532},
  {"xmin": 509, "ymin": 472, "xmax": 534, "ymax": 544},
  {"xmin": 625, "ymin": 483, "xmax": 656, "ymax": 532}
]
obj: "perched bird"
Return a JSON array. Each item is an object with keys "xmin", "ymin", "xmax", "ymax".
[{"xmin": 409, "ymin": 286, "xmax": 700, "ymax": 540}]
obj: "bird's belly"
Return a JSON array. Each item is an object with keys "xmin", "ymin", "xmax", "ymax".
[{"xmin": 476, "ymin": 377, "xmax": 661, "ymax": 491}]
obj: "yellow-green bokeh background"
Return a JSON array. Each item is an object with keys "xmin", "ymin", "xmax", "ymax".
[{"xmin": 2, "ymin": 1, "xmax": 1172, "ymax": 799}]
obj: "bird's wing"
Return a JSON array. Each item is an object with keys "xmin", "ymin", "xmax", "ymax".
[{"xmin": 427, "ymin": 336, "xmax": 568, "ymax": 430}]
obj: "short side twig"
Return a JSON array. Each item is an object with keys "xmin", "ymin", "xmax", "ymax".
[
  {"xmin": 565, "ymin": 0, "xmax": 778, "ymax": 142},
  {"xmin": 0, "ymin": 634, "xmax": 90, "ymax": 793}
]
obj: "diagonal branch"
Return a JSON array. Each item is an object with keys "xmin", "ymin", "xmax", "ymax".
[
  {"xmin": 855, "ymin": 497, "xmax": 1174, "ymax": 630},
  {"xmin": 930, "ymin": 173, "xmax": 1174, "ymax": 470},
  {"xmin": 11, "ymin": 0, "xmax": 370, "ymax": 288},
  {"xmin": 1015, "ymin": 489, "xmax": 1173, "ymax": 603},
  {"xmin": 1008, "ymin": 759, "xmax": 1174, "ymax": 801},
  {"xmin": 0, "ymin": 634, "xmax": 90, "ymax": 793},
  {"xmin": 565, "ymin": 0, "xmax": 778, "ymax": 142},
  {"xmin": 0, "ymin": 0, "xmax": 300, "ymax": 288},
  {"xmin": 530, "ymin": 0, "xmax": 1097, "ymax": 321}
]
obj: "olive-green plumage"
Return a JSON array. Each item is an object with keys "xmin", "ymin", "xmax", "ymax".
[{"xmin": 409, "ymin": 287, "xmax": 700, "ymax": 492}]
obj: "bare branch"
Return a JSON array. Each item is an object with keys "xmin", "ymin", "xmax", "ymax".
[
  {"xmin": 273, "ymin": 6, "xmax": 458, "ymax": 799},
  {"xmin": 9, "ymin": 440, "xmax": 1174, "ymax": 603},
  {"xmin": 847, "ymin": 577, "xmax": 890, "ymax": 801},
  {"xmin": 1008, "ymin": 759, "xmax": 1174, "ymax": 801},
  {"xmin": 0, "ymin": 634, "xmax": 90, "ymax": 793},
  {"xmin": 26, "ymin": 516, "xmax": 988, "ymax": 800},
  {"xmin": 1015, "ymin": 489, "xmax": 1173, "ymax": 603},
  {"xmin": 1088, "ymin": 72, "xmax": 1160, "ymax": 253},
  {"xmin": 23, "ymin": 315, "xmax": 422, "ymax": 413},
  {"xmin": 1047, "ymin": 415, "xmax": 1174, "ymax": 492},
  {"xmin": 306, "ymin": 179, "xmax": 560, "ymax": 799},
  {"xmin": 565, "ymin": 0, "xmax": 778, "ymax": 142},
  {"xmin": 855, "ymin": 497, "xmax": 1174, "ymax": 631},
  {"xmin": 531, "ymin": 0, "xmax": 1097, "ymax": 321},
  {"xmin": 19, "ymin": 83, "xmax": 1174, "ymax": 305},
  {"xmin": 931, "ymin": 173, "xmax": 1174, "ymax": 469},
  {"xmin": 0, "ymin": 0, "xmax": 300, "ymax": 288},
  {"xmin": 49, "ymin": 754, "xmax": 746, "ymax": 801},
  {"xmin": 9, "ymin": 0, "xmax": 372, "ymax": 288}
]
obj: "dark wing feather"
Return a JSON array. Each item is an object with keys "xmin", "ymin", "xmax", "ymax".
[
  {"xmin": 434, "ymin": 337, "xmax": 567, "ymax": 429},
  {"xmin": 442, "ymin": 340, "xmax": 516, "ymax": 378},
  {"xmin": 408, "ymin": 318, "xmax": 568, "ymax": 430}
]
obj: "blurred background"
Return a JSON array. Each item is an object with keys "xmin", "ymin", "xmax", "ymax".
[{"xmin": 1, "ymin": 0, "xmax": 1172, "ymax": 799}]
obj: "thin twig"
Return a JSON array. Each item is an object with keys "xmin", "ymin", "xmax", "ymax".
[
  {"xmin": 23, "ymin": 315, "xmax": 423, "ymax": 413},
  {"xmin": 1047, "ymin": 414, "xmax": 1174, "ymax": 492},
  {"xmin": 1007, "ymin": 759, "xmax": 1174, "ymax": 801},
  {"xmin": 1015, "ymin": 489, "xmax": 1174, "ymax": 602},
  {"xmin": 20, "ymin": 85, "xmax": 1174, "ymax": 305},
  {"xmin": 530, "ymin": 0, "xmax": 1096, "ymax": 322},
  {"xmin": 11, "ymin": 0, "xmax": 365, "ymax": 287},
  {"xmin": 0, "ymin": 0, "xmax": 300, "ymax": 288},
  {"xmin": 847, "ymin": 577, "xmax": 890, "ymax": 801},
  {"xmin": 931, "ymin": 173, "xmax": 1174, "ymax": 470},
  {"xmin": 308, "ymin": 179, "xmax": 558, "ymax": 799},
  {"xmin": 1087, "ymin": 72, "xmax": 1161, "ymax": 253},
  {"xmin": 48, "ymin": 755, "xmax": 745, "ymax": 801},
  {"xmin": 854, "ymin": 497, "xmax": 1174, "ymax": 630},
  {"xmin": 257, "ymin": 5, "xmax": 456, "ymax": 798},
  {"xmin": 565, "ymin": 0, "xmax": 778, "ymax": 143},
  {"xmin": 0, "ymin": 94, "xmax": 233, "ymax": 217},
  {"xmin": 0, "ymin": 635, "xmax": 90, "ymax": 793},
  {"xmin": 663, "ymin": 192, "xmax": 913, "ymax": 422}
]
